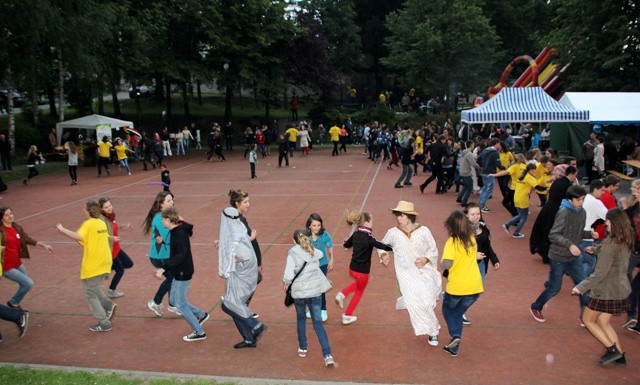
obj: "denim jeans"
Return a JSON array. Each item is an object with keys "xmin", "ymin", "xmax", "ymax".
[
  {"xmin": 578, "ymin": 239, "xmax": 597, "ymax": 277},
  {"xmin": 81, "ymin": 274, "xmax": 114, "ymax": 326},
  {"xmin": 294, "ymin": 296, "xmax": 332, "ymax": 357},
  {"xmin": 532, "ymin": 258, "xmax": 587, "ymax": 312},
  {"xmin": 170, "ymin": 279, "xmax": 205, "ymax": 334},
  {"xmin": 478, "ymin": 174, "xmax": 495, "ymax": 208},
  {"xmin": 221, "ymin": 302, "xmax": 262, "ymax": 343},
  {"xmin": 478, "ymin": 260, "xmax": 487, "ymax": 284},
  {"xmin": 0, "ymin": 303, "xmax": 23, "ymax": 322},
  {"xmin": 505, "ymin": 207, "xmax": 529, "ymax": 235},
  {"xmin": 442, "ymin": 293, "xmax": 480, "ymax": 352},
  {"xmin": 457, "ymin": 175, "xmax": 473, "ymax": 205},
  {"xmin": 110, "ymin": 249, "xmax": 134, "ymax": 290},
  {"xmin": 3, "ymin": 265, "xmax": 34, "ymax": 305}
]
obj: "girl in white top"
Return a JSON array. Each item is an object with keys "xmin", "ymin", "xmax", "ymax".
[{"xmin": 65, "ymin": 141, "xmax": 79, "ymax": 185}]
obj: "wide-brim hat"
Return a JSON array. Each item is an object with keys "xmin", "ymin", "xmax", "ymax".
[{"xmin": 390, "ymin": 200, "xmax": 419, "ymax": 216}]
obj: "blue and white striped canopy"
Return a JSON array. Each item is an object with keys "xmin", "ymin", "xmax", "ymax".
[{"xmin": 461, "ymin": 87, "xmax": 589, "ymax": 123}]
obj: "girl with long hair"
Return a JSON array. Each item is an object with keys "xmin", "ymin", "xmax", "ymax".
[
  {"xmin": 305, "ymin": 213, "xmax": 334, "ymax": 322},
  {"xmin": 283, "ymin": 229, "xmax": 334, "ymax": 366},
  {"xmin": 143, "ymin": 191, "xmax": 180, "ymax": 317},
  {"xmin": 335, "ymin": 210, "xmax": 391, "ymax": 325},
  {"xmin": 572, "ymin": 208, "xmax": 633, "ymax": 365},
  {"xmin": 441, "ymin": 210, "xmax": 484, "ymax": 357},
  {"xmin": 23, "ymin": 145, "xmax": 43, "ymax": 185},
  {"xmin": 99, "ymin": 198, "xmax": 134, "ymax": 299}
]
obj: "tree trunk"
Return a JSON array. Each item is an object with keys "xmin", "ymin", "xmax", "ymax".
[
  {"xmin": 182, "ymin": 82, "xmax": 190, "ymax": 117},
  {"xmin": 5, "ymin": 66, "xmax": 16, "ymax": 156},
  {"xmin": 57, "ymin": 48, "xmax": 65, "ymax": 122},
  {"xmin": 110, "ymin": 80, "xmax": 121, "ymax": 116},
  {"xmin": 196, "ymin": 80, "xmax": 202, "ymax": 105},
  {"xmin": 165, "ymin": 80, "xmax": 172, "ymax": 124},
  {"xmin": 46, "ymin": 83, "xmax": 58, "ymax": 119},
  {"xmin": 30, "ymin": 91, "xmax": 39, "ymax": 127}
]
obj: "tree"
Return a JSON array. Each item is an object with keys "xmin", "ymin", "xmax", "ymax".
[
  {"xmin": 542, "ymin": 0, "xmax": 640, "ymax": 91},
  {"xmin": 382, "ymin": 0, "xmax": 501, "ymax": 114}
]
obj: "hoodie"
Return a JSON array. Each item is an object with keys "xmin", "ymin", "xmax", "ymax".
[
  {"xmin": 162, "ymin": 222, "xmax": 195, "ymax": 281},
  {"xmin": 283, "ymin": 244, "xmax": 331, "ymax": 299},
  {"xmin": 548, "ymin": 200, "xmax": 591, "ymax": 262}
]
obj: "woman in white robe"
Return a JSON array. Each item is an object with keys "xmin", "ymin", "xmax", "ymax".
[{"xmin": 379, "ymin": 201, "xmax": 442, "ymax": 347}]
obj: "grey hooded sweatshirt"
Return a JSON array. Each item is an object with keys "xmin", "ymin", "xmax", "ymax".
[{"xmin": 283, "ymin": 244, "xmax": 331, "ymax": 299}]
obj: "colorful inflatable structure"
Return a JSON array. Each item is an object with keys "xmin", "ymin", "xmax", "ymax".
[{"xmin": 487, "ymin": 47, "xmax": 568, "ymax": 100}]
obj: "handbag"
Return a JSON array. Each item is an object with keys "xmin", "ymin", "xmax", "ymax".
[{"xmin": 284, "ymin": 261, "xmax": 307, "ymax": 307}]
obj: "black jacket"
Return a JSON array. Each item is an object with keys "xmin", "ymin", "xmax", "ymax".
[
  {"xmin": 163, "ymin": 222, "xmax": 195, "ymax": 281},
  {"xmin": 343, "ymin": 226, "xmax": 392, "ymax": 274}
]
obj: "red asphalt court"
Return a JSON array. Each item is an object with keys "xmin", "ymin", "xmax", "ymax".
[{"xmin": 0, "ymin": 146, "xmax": 638, "ymax": 385}]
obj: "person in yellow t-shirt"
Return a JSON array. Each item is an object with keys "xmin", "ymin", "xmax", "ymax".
[
  {"xmin": 535, "ymin": 156, "xmax": 556, "ymax": 206},
  {"xmin": 96, "ymin": 136, "xmax": 113, "ymax": 177},
  {"xmin": 492, "ymin": 153, "xmax": 526, "ymax": 217},
  {"xmin": 57, "ymin": 200, "xmax": 115, "ymax": 332},
  {"xmin": 441, "ymin": 210, "xmax": 483, "ymax": 357},
  {"xmin": 501, "ymin": 163, "xmax": 547, "ymax": 238},
  {"xmin": 285, "ymin": 127, "xmax": 299, "ymax": 157},
  {"xmin": 328, "ymin": 124, "xmax": 341, "ymax": 156},
  {"xmin": 113, "ymin": 138, "xmax": 131, "ymax": 175}
]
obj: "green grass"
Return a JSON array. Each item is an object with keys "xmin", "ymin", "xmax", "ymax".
[
  {"xmin": 0, "ymin": 366, "xmax": 237, "ymax": 385},
  {"xmin": 1, "ymin": 160, "xmax": 68, "ymax": 183}
]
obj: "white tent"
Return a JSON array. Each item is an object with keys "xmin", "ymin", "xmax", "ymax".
[
  {"xmin": 55, "ymin": 114, "xmax": 134, "ymax": 144},
  {"xmin": 558, "ymin": 92, "xmax": 640, "ymax": 125},
  {"xmin": 461, "ymin": 87, "xmax": 589, "ymax": 124}
]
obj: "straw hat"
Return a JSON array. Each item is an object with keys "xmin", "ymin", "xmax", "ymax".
[{"xmin": 390, "ymin": 201, "xmax": 419, "ymax": 216}]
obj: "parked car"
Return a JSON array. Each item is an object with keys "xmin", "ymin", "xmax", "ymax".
[
  {"xmin": 0, "ymin": 89, "xmax": 25, "ymax": 107},
  {"xmin": 128, "ymin": 84, "xmax": 154, "ymax": 98}
]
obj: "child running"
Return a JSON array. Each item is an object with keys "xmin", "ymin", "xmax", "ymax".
[
  {"xmin": 335, "ymin": 210, "xmax": 392, "ymax": 325},
  {"xmin": 305, "ymin": 213, "xmax": 334, "ymax": 322}
]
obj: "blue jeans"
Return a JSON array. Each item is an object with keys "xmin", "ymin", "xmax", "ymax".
[
  {"xmin": 294, "ymin": 296, "xmax": 332, "ymax": 357},
  {"xmin": 532, "ymin": 258, "xmax": 587, "ymax": 312},
  {"xmin": 170, "ymin": 279, "xmax": 205, "ymax": 334},
  {"xmin": 442, "ymin": 293, "xmax": 480, "ymax": 352},
  {"xmin": 505, "ymin": 207, "xmax": 529, "ymax": 235},
  {"xmin": 478, "ymin": 260, "xmax": 487, "ymax": 284},
  {"xmin": 0, "ymin": 303, "xmax": 24, "ymax": 323},
  {"xmin": 221, "ymin": 302, "xmax": 262, "ymax": 343},
  {"xmin": 457, "ymin": 175, "xmax": 473, "ymax": 205},
  {"xmin": 3, "ymin": 265, "xmax": 34, "ymax": 305},
  {"xmin": 478, "ymin": 174, "xmax": 495, "ymax": 208},
  {"xmin": 578, "ymin": 240, "xmax": 597, "ymax": 277}
]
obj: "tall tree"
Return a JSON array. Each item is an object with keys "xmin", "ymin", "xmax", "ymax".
[
  {"xmin": 543, "ymin": 0, "xmax": 640, "ymax": 91},
  {"xmin": 382, "ymin": 0, "xmax": 501, "ymax": 113}
]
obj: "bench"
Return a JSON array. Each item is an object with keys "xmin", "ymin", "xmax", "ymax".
[{"xmin": 606, "ymin": 170, "xmax": 634, "ymax": 181}]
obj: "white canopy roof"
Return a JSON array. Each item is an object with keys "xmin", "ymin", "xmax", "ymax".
[
  {"xmin": 461, "ymin": 87, "xmax": 589, "ymax": 124},
  {"xmin": 55, "ymin": 114, "xmax": 134, "ymax": 144},
  {"xmin": 559, "ymin": 92, "xmax": 640, "ymax": 125}
]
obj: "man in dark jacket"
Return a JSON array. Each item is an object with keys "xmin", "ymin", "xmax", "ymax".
[
  {"xmin": 477, "ymin": 138, "xmax": 504, "ymax": 212},
  {"xmin": 155, "ymin": 207, "xmax": 208, "ymax": 342},
  {"xmin": 0, "ymin": 134, "xmax": 11, "ymax": 170},
  {"xmin": 419, "ymin": 135, "xmax": 449, "ymax": 194}
]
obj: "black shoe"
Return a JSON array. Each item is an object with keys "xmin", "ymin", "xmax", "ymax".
[
  {"xmin": 234, "ymin": 340, "xmax": 257, "ymax": 349},
  {"xmin": 614, "ymin": 353, "xmax": 626, "ymax": 367},
  {"xmin": 16, "ymin": 312, "xmax": 28, "ymax": 337},
  {"xmin": 403, "ymin": 182, "xmax": 412, "ymax": 186},
  {"xmin": 599, "ymin": 346, "xmax": 623, "ymax": 365},
  {"xmin": 198, "ymin": 312, "xmax": 210, "ymax": 325},
  {"xmin": 253, "ymin": 324, "xmax": 268, "ymax": 342},
  {"xmin": 394, "ymin": 184, "xmax": 403, "ymax": 188},
  {"xmin": 419, "ymin": 184, "xmax": 425, "ymax": 194},
  {"xmin": 443, "ymin": 346, "xmax": 458, "ymax": 357}
]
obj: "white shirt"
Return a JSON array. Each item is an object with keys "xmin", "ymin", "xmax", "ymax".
[{"xmin": 583, "ymin": 193, "xmax": 608, "ymax": 233}]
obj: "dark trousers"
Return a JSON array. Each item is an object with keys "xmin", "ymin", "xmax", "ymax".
[
  {"xmin": 250, "ymin": 162, "xmax": 256, "ymax": 178},
  {"xmin": 332, "ymin": 141, "xmax": 339, "ymax": 156},
  {"xmin": 502, "ymin": 188, "xmax": 518, "ymax": 216},
  {"xmin": 68, "ymin": 165, "xmax": 77, "ymax": 183},
  {"xmin": 26, "ymin": 166, "xmax": 39, "ymax": 180},
  {"xmin": 150, "ymin": 258, "xmax": 174, "ymax": 305},
  {"xmin": 1, "ymin": 153, "xmax": 11, "ymax": 170},
  {"xmin": 421, "ymin": 163, "xmax": 444, "ymax": 192},
  {"xmin": 221, "ymin": 302, "xmax": 261, "ymax": 343},
  {"xmin": 143, "ymin": 152, "xmax": 155, "ymax": 170},
  {"xmin": 110, "ymin": 250, "xmax": 134, "ymax": 290},
  {"xmin": 278, "ymin": 151, "xmax": 289, "ymax": 167}
]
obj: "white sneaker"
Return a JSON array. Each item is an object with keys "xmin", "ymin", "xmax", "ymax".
[
  {"xmin": 298, "ymin": 348, "xmax": 308, "ymax": 358},
  {"xmin": 324, "ymin": 355, "xmax": 335, "ymax": 367},
  {"xmin": 167, "ymin": 305, "xmax": 182, "ymax": 316},
  {"xmin": 147, "ymin": 300, "xmax": 163, "ymax": 317},
  {"xmin": 335, "ymin": 292, "xmax": 345, "ymax": 309},
  {"xmin": 342, "ymin": 314, "xmax": 357, "ymax": 325},
  {"xmin": 321, "ymin": 310, "xmax": 328, "ymax": 322},
  {"xmin": 107, "ymin": 289, "xmax": 124, "ymax": 299},
  {"xmin": 428, "ymin": 335, "xmax": 439, "ymax": 347}
]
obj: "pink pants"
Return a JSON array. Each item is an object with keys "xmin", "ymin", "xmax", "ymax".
[{"xmin": 341, "ymin": 269, "xmax": 370, "ymax": 316}]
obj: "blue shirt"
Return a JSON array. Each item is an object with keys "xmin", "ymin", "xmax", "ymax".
[
  {"xmin": 310, "ymin": 231, "xmax": 333, "ymax": 266},
  {"xmin": 149, "ymin": 212, "xmax": 171, "ymax": 260}
]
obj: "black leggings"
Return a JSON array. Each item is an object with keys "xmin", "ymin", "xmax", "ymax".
[
  {"xmin": 109, "ymin": 249, "xmax": 134, "ymax": 290},
  {"xmin": 68, "ymin": 165, "xmax": 77, "ymax": 182}
]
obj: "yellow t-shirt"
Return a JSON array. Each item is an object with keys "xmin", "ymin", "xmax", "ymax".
[
  {"xmin": 415, "ymin": 136, "xmax": 424, "ymax": 155},
  {"xmin": 442, "ymin": 237, "xmax": 483, "ymax": 296},
  {"xmin": 328, "ymin": 126, "xmax": 340, "ymax": 142},
  {"xmin": 77, "ymin": 218, "xmax": 112, "ymax": 279},
  {"xmin": 537, "ymin": 171, "xmax": 552, "ymax": 196},
  {"xmin": 97, "ymin": 141, "xmax": 112, "ymax": 158},
  {"xmin": 499, "ymin": 151, "xmax": 514, "ymax": 168},
  {"xmin": 285, "ymin": 128, "xmax": 299, "ymax": 142},
  {"xmin": 513, "ymin": 173, "xmax": 539, "ymax": 208},
  {"xmin": 506, "ymin": 163, "xmax": 526, "ymax": 190},
  {"xmin": 114, "ymin": 145, "xmax": 129, "ymax": 161}
]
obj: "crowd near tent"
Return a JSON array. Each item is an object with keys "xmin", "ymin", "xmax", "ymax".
[
  {"xmin": 460, "ymin": 87, "xmax": 589, "ymax": 124},
  {"xmin": 55, "ymin": 114, "xmax": 135, "ymax": 145}
]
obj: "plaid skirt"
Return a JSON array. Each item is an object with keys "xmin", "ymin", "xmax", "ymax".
[{"xmin": 587, "ymin": 297, "xmax": 630, "ymax": 315}]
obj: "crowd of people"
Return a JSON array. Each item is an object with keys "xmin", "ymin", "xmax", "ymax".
[{"xmin": 2, "ymin": 116, "xmax": 640, "ymax": 369}]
